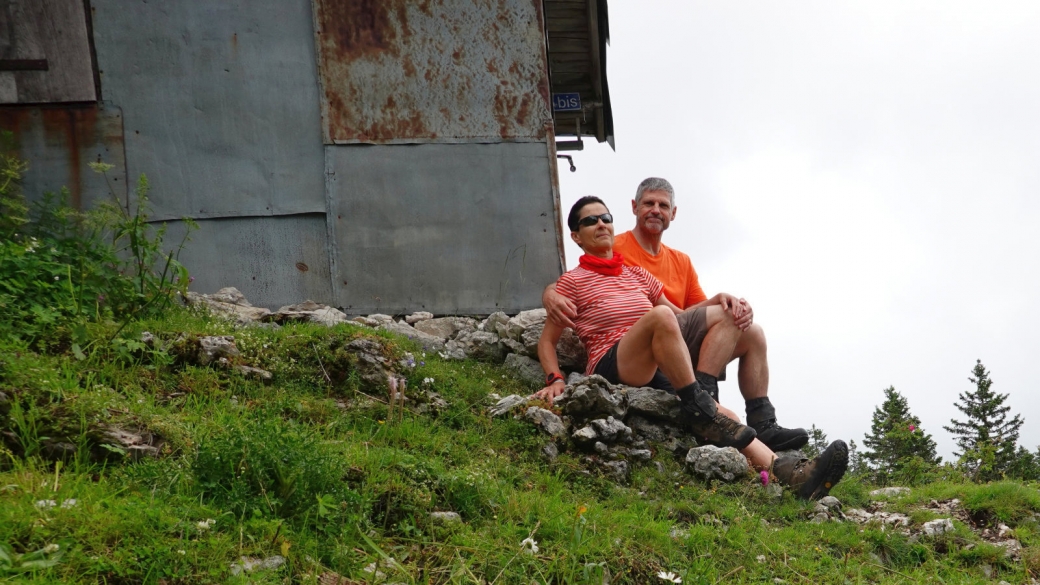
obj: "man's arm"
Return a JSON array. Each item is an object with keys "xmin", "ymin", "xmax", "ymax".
[
  {"xmin": 543, "ymin": 282, "xmax": 577, "ymax": 329},
  {"xmin": 687, "ymin": 293, "xmax": 753, "ymax": 331}
]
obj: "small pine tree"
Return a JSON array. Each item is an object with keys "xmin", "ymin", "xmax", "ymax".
[
  {"xmin": 943, "ymin": 360, "xmax": 1024, "ymax": 481},
  {"xmin": 801, "ymin": 424, "xmax": 829, "ymax": 459},
  {"xmin": 862, "ymin": 386, "xmax": 941, "ymax": 484}
]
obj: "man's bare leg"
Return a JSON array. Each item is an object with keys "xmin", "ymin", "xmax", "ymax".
[{"xmin": 731, "ymin": 323, "xmax": 768, "ymax": 400}]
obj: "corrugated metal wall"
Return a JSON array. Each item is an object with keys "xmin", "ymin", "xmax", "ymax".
[{"xmin": 2, "ymin": 0, "xmax": 564, "ymax": 314}]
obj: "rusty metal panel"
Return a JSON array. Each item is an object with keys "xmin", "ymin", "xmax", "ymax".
[
  {"xmin": 0, "ymin": 104, "xmax": 126, "ymax": 210},
  {"xmin": 0, "ymin": 0, "xmax": 97, "ymax": 104},
  {"xmin": 326, "ymin": 142, "xmax": 562, "ymax": 314},
  {"xmin": 313, "ymin": 0, "xmax": 552, "ymax": 144},
  {"xmin": 89, "ymin": 0, "xmax": 326, "ymax": 222},
  {"xmin": 164, "ymin": 214, "xmax": 333, "ymax": 310}
]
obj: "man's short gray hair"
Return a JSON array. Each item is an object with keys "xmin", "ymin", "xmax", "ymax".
[{"xmin": 635, "ymin": 177, "xmax": 675, "ymax": 205}]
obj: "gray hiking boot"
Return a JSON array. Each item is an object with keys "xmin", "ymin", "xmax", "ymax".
[
  {"xmin": 677, "ymin": 382, "xmax": 757, "ymax": 449},
  {"xmin": 772, "ymin": 440, "xmax": 849, "ymax": 500},
  {"xmin": 746, "ymin": 397, "xmax": 809, "ymax": 452}
]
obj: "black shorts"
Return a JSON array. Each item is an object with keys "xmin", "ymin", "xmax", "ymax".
[{"xmin": 590, "ymin": 306, "xmax": 725, "ymax": 391}]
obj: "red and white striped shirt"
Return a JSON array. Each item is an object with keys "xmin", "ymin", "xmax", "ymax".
[{"xmin": 556, "ymin": 265, "xmax": 664, "ymax": 374}]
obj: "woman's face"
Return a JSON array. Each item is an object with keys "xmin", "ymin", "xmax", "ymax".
[{"xmin": 570, "ymin": 202, "xmax": 614, "ymax": 254}]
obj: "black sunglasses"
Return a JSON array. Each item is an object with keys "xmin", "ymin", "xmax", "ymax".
[{"xmin": 578, "ymin": 213, "xmax": 613, "ymax": 228}]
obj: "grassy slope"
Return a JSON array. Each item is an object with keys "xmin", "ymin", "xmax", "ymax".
[{"xmin": 0, "ymin": 309, "xmax": 1038, "ymax": 584}]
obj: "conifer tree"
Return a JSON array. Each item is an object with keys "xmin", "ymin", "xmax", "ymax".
[
  {"xmin": 862, "ymin": 386, "xmax": 940, "ymax": 484},
  {"xmin": 943, "ymin": 360, "xmax": 1024, "ymax": 481}
]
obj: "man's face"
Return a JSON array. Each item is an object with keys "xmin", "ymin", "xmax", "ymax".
[{"xmin": 632, "ymin": 190, "xmax": 676, "ymax": 235}]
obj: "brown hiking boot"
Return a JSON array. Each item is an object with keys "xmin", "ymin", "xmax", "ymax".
[
  {"xmin": 772, "ymin": 440, "xmax": 849, "ymax": 500},
  {"xmin": 677, "ymin": 382, "xmax": 757, "ymax": 449}
]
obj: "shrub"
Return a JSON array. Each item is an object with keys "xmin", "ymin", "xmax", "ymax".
[{"xmin": 0, "ymin": 143, "xmax": 194, "ymax": 350}]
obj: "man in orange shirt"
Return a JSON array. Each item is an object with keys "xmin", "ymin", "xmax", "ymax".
[{"xmin": 543, "ymin": 177, "xmax": 808, "ymax": 451}]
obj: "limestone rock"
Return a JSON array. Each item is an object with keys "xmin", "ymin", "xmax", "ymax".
[
  {"xmin": 870, "ymin": 487, "xmax": 910, "ymax": 498},
  {"xmin": 626, "ymin": 413, "xmax": 684, "ymax": 442},
  {"xmin": 101, "ymin": 426, "xmax": 163, "ymax": 461},
  {"xmin": 520, "ymin": 323, "xmax": 586, "ymax": 369},
  {"xmin": 186, "ymin": 288, "xmax": 272, "ymax": 324},
  {"xmin": 818, "ymin": 496, "xmax": 842, "ymax": 511},
  {"xmin": 379, "ymin": 321, "xmax": 446, "ymax": 352},
  {"xmin": 445, "ymin": 330, "xmax": 505, "ymax": 362},
  {"xmin": 541, "ymin": 443, "xmax": 559, "ymax": 460},
  {"xmin": 414, "ymin": 316, "xmax": 479, "ymax": 340},
  {"xmin": 923, "ymin": 518, "xmax": 954, "ymax": 536},
  {"xmin": 685, "ymin": 445, "xmax": 749, "ymax": 483},
  {"xmin": 405, "ymin": 311, "xmax": 434, "ymax": 324},
  {"xmin": 504, "ymin": 354, "xmax": 545, "ymax": 386},
  {"xmin": 503, "ymin": 309, "xmax": 547, "ymax": 341},
  {"xmin": 230, "ymin": 556, "xmax": 285, "ymax": 576},
  {"xmin": 556, "ymin": 375, "xmax": 626, "ymax": 420},
  {"xmin": 346, "ymin": 338, "xmax": 393, "ymax": 388},
  {"xmin": 525, "ymin": 407, "xmax": 567, "ymax": 438},
  {"xmin": 625, "ymin": 386, "xmax": 681, "ymax": 422},
  {"xmin": 489, "ymin": 394, "xmax": 528, "ymax": 417},
  {"xmin": 198, "ymin": 336, "xmax": 240, "ymax": 366},
  {"xmin": 629, "ymin": 448, "xmax": 653, "ymax": 462},
  {"xmin": 483, "ymin": 312, "xmax": 511, "ymax": 337},
  {"xmin": 430, "ymin": 511, "xmax": 462, "ymax": 525},
  {"xmin": 572, "ymin": 426, "xmax": 599, "ymax": 447},
  {"xmin": 367, "ymin": 314, "xmax": 395, "ymax": 325},
  {"xmin": 589, "ymin": 416, "xmax": 632, "ymax": 443},
  {"xmin": 600, "ymin": 460, "xmax": 629, "ymax": 481},
  {"xmin": 235, "ymin": 365, "xmax": 273, "ymax": 382}
]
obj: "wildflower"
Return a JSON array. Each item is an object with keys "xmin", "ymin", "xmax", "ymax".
[
  {"xmin": 520, "ymin": 537, "xmax": 539, "ymax": 555},
  {"xmin": 97, "ymin": 294, "xmax": 105, "ymax": 304},
  {"xmin": 420, "ymin": 361, "xmax": 425, "ymax": 366},
  {"xmin": 42, "ymin": 544, "xmax": 60, "ymax": 554},
  {"xmin": 657, "ymin": 571, "xmax": 682, "ymax": 583},
  {"xmin": 177, "ymin": 550, "xmax": 186, "ymax": 555},
  {"xmin": 422, "ymin": 377, "xmax": 434, "ymax": 386},
  {"xmin": 189, "ymin": 276, "xmax": 195, "ymax": 283},
  {"xmin": 196, "ymin": 518, "xmax": 216, "ymax": 531},
  {"xmin": 760, "ymin": 470, "xmax": 769, "ymax": 486},
  {"xmin": 60, "ymin": 499, "xmax": 77, "ymax": 508},
  {"xmin": 35, "ymin": 500, "xmax": 57, "ymax": 509},
  {"xmin": 378, "ymin": 420, "xmax": 385, "ymax": 424},
  {"xmin": 908, "ymin": 424, "xmax": 916, "ymax": 432},
  {"xmin": 54, "ymin": 276, "xmax": 59, "ymax": 281}
]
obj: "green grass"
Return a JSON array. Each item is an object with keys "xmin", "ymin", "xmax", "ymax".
[{"xmin": 1, "ymin": 308, "xmax": 1039, "ymax": 583}]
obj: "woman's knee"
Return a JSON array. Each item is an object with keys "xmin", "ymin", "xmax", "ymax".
[{"xmin": 649, "ymin": 305, "xmax": 681, "ymax": 332}]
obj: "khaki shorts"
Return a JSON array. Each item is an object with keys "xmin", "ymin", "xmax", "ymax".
[{"xmin": 592, "ymin": 306, "xmax": 725, "ymax": 392}]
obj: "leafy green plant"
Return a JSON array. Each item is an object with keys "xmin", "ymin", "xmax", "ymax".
[
  {"xmin": 0, "ymin": 542, "xmax": 64, "ymax": 574},
  {"xmin": 0, "ymin": 145, "xmax": 195, "ymax": 351}
]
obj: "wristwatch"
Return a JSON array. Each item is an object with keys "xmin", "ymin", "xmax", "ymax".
[{"xmin": 546, "ymin": 372, "xmax": 565, "ymax": 386}]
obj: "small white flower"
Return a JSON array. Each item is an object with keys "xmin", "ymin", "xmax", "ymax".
[
  {"xmin": 196, "ymin": 518, "xmax": 216, "ymax": 530},
  {"xmin": 35, "ymin": 499, "xmax": 57, "ymax": 509},
  {"xmin": 520, "ymin": 537, "xmax": 539, "ymax": 555},
  {"xmin": 657, "ymin": 571, "xmax": 682, "ymax": 583},
  {"xmin": 60, "ymin": 499, "xmax": 77, "ymax": 508},
  {"xmin": 177, "ymin": 550, "xmax": 186, "ymax": 555},
  {"xmin": 422, "ymin": 377, "xmax": 435, "ymax": 386},
  {"xmin": 42, "ymin": 544, "xmax": 60, "ymax": 554},
  {"xmin": 54, "ymin": 276, "xmax": 60, "ymax": 281}
]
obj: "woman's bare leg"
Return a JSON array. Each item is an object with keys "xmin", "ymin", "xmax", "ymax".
[{"xmin": 615, "ymin": 305, "xmax": 695, "ymax": 387}]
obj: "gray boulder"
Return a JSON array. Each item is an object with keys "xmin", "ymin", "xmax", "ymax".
[
  {"xmin": 870, "ymin": 487, "xmax": 910, "ymax": 498},
  {"xmin": 405, "ymin": 311, "xmax": 434, "ymax": 324},
  {"xmin": 269, "ymin": 301, "xmax": 349, "ymax": 326},
  {"xmin": 923, "ymin": 518, "xmax": 954, "ymax": 536},
  {"xmin": 445, "ymin": 330, "xmax": 505, "ymax": 362},
  {"xmin": 198, "ymin": 335, "xmax": 240, "ymax": 366},
  {"xmin": 379, "ymin": 321, "xmax": 446, "ymax": 352},
  {"xmin": 504, "ymin": 354, "xmax": 545, "ymax": 387},
  {"xmin": 185, "ymin": 287, "xmax": 272, "ymax": 324},
  {"xmin": 524, "ymin": 407, "xmax": 567, "ymax": 438},
  {"xmin": 590, "ymin": 416, "xmax": 632, "ymax": 443},
  {"xmin": 626, "ymin": 414, "xmax": 684, "ymax": 442},
  {"xmin": 625, "ymin": 386, "xmax": 682, "ymax": 423},
  {"xmin": 520, "ymin": 323, "xmax": 586, "ymax": 369},
  {"xmin": 556, "ymin": 375, "xmax": 626, "ymax": 420},
  {"xmin": 483, "ymin": 311, "xmax": 511, "ymax": 337},
  {"xmin": 414, "ymin": 316, "xmax": 479, "ymax": 340},
  {"xmin": 346, "ymin": 338, "xmax": 394, "ymax": 388},
  {"xmin": 572, "ymin": 426, "xmax": 599, "ymax": 447},
  {"xmin": 685, "ymin": 445, "xmax": 749, "ymax": 483}
]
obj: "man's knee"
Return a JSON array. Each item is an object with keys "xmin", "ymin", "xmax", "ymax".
[
  {"xmin": 705, "ymin": 305, "xmax": 739, "ymax": 332},
  {"xmin": 743, "ymin": 323, "xmax": 766, "ymax": 349}
]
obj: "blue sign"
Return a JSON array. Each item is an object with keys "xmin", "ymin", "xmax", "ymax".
[{"xmin": 552, "ymin": 93, "xmax": 582, "ymax": 112}]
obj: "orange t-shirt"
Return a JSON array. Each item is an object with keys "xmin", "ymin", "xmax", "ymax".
[{"xmin": 613, "ymin": 231, "xmax": 707, "ymax": 309}]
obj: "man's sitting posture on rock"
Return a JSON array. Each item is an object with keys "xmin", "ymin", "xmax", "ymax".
[
  {"xmin": 535, "ymin": 196, "xmax": 847, "ymax": 499},
  {"xmin": 544, "ymin": 177, "xmax": 808, "ymax": 452}
]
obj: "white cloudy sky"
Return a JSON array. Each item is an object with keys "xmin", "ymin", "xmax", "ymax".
[{"xmin": 557, "ymin": 1, "xmax": 1040, "ymax": 460}]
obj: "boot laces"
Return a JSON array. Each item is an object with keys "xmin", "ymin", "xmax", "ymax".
[{"xmin": 713, "ymin": 413, "xmax": 748, "ymax": 436}]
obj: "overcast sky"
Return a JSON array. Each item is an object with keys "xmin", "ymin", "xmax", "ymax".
[{"xmin": 557, "ymin": 1, "xmax": 1040, "ymax": 460}]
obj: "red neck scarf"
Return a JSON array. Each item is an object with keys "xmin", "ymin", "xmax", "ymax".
[{"xmin": 579, "ymin": 252, "xmax": 624, "ymax": 276}]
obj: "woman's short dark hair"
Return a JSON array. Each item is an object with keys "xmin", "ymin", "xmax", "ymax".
[{"xmin": 567, "ymin": 196, "xmax": 608, "ymax": 232}]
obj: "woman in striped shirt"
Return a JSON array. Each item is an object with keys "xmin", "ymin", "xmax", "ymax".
[{"xmin": 534, "ymin": 196, "xmax": 848, "ymax": 500}]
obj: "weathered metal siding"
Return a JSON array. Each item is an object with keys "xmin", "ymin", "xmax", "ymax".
[
  {"xmin": 165, "ymin": 215, "xmax": 333, "ymax": 309},
  {"xmin": 89, "ymin": 0, "xmax": 326, "ymax": 221},
  {"xmin": 0, "ymin": 104, "xmax": 125, "ymax": 210},
  {"xmin": 312, "ymin": 0, "xmax": 552, "ymax": 144},
  {"xmin": 326, "ymin": 142, "xmax": 561, "ymax": 314},
  {"xmin": 0, "ymin": 0, "xmax": 97, "ymax": 104}
]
